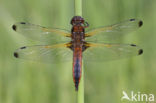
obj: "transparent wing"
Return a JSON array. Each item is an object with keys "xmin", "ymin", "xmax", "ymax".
[
  {"xmin": 14, "ymin": 43, "xmax": 73, "ymax": 63},
  {"xmin": 85, "ymin": 19, "xmax": 143, "ymax": 43},
  {"xmin": 83, "ymin": 43, "xmax": 143, "ymax": 62},
  {"xmin": 12, "ymin": 22, "xmax": 71, "ymax": 43}
]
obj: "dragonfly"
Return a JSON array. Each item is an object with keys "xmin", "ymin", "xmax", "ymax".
[{"xmin": 12, "ymin": 16, "xmax": 143, "ymax": 91}]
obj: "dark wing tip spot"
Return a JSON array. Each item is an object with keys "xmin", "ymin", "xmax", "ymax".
[
  {"xmin": 14, "ymin": 52, "xmax": 19, "ymax": 58},
  {"xmin": 20, "ymin": 46, "xmax": 26, "ymax": 49},
  {"xmin": 130, "ymin": 19, "xmax": 135, "ymax": 21},
  {"xmin": 138, "ymin": 21, "xmax": 143, "ymax": 27},
  {"xmin": 138, "ymin": 49, "xmax": 143, "ymax": 55},
  {"xmin": 20, "ymin": 22, "xmax": 26, "ymax": 24},
  {"xmin": 12, "ymin": 25, "xmax": 17, "ymax": 31},
  {"xmin": 131, "ymin": 44, "xmax": 136, "ymax": 46}
]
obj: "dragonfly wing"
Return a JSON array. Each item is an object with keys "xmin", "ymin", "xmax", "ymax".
[
  {"xmin": 85, "ymin": 19, "xmax": 143, "ymax": 43},
  {"xmin": 83, "ymin": 43, "xmax": 143, "ymax": 62},
  {"xmin": 12, "ymin": 22, "xmax": 71, "ymax": 43},
  {"xmin": 14, "ymin": 43, "xmax": 73, "ymax": 63}
]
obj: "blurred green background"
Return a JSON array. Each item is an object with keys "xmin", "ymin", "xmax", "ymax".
[{"xmin": 0, "ymin": 0, "xmax": 156, "ymax": 103}]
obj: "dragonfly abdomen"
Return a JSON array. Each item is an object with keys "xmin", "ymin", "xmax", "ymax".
[{"xmin": 73, "ymin": 47, "xmax": 82, "ymax": 91}]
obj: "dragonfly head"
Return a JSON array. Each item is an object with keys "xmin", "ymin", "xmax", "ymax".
[{"xmin": 71, "ymin": 16, "xmax": 84, "ymax": 26}]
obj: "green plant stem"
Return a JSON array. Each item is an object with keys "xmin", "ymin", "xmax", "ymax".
[
  {"xmin": 77, "ymin": 65, "xmax": 84, "ymax": 103},
  {"xmin": 75, "ymin": 0, "xmax": 82, "ymax": 16},
  {"xmin": 74, "ymin": 0, "xmax": 84, "ymax": 103}
]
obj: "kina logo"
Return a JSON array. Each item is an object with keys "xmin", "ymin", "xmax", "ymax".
[{"xmin": 121, "ymin": 91, "xmax": 154, "ymax": 102}]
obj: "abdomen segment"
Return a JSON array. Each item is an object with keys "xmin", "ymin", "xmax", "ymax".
[{"xmin": 73, "ymin": 47, "xmax": 82, "ymax": 91}]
